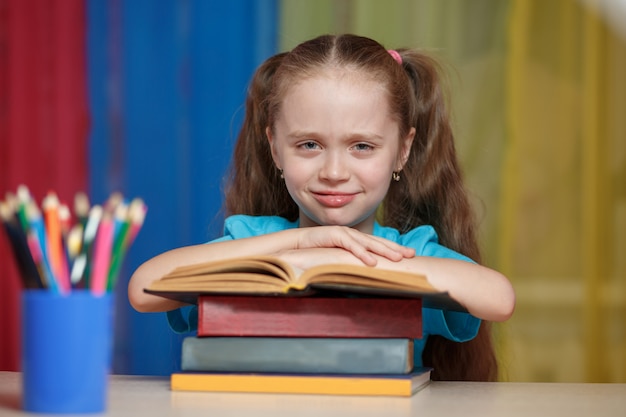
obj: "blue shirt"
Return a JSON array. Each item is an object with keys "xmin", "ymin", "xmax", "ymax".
[{"xmin": 168, "ymin": 214, "xmax": 481, "ymax": 367}]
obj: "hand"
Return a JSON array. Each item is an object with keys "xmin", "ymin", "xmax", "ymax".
[
  {"xmin": 293, "ymin": 226, "xmax": 415, "ymax": 266},
  {"xmin": 275, "ymin": 247, "xmax": 362, "ymax": 272}
]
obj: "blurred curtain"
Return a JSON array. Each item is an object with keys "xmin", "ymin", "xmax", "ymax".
[
  {"xmin": 280, "ymin": 0, "xmax": 626, "ymax": 382},
  {"xmin": 0, "ymin": 0, "xmax": 89, "ymax": 371},
  {"xmin": 86, "ymin": 0, "xmax": 277, "ymax": 374},
  {"xmin": 502, "ymin": 0, "xmax": 626, "ymax": 383},
  {"xmin": 2, "ymin": 0, "xmax": 623, "ymax": 382},
  {"xmin": 1, "ymin": 0, "xmax": 277, "ymax": 375}
]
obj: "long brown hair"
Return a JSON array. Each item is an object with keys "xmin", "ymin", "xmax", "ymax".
[{"xmin": 224, "ymin": 34, "xmax": 497, "ymax": 381}]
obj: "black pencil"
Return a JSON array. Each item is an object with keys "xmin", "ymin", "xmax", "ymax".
[{"xmin": 0, "ymin": 200, "xmax": 44, "ymax": 289}]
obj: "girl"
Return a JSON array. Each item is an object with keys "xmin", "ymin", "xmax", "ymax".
[{"xmin": 128, "ymin": 34, "xmax": 515, "ymax": 381}]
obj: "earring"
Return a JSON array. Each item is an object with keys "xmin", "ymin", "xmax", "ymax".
[
  {"xmin": 392, "ymin": 171, "xmax": 400, "ymax": 182},
  {"xmin": 279, "ymin": 169, "xmax": 284, "ymax": 179}
]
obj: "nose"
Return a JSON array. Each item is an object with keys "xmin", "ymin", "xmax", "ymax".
[{"xmin": 319, "ymin": 151, "xmax": 350, "ymax": 183}]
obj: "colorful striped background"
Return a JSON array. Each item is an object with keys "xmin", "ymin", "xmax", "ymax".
[
  {"xmin": 3, "ymin": 0, "xmax": 625, "ymax": 383},
  {"xmin": 1, "ymin": 0, "xmax": 278, "ymax": 375}
]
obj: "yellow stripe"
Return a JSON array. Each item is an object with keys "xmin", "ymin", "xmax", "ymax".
[
  {"xmin": 497, "ymin": 0, "xmax": 530, "ymax": 382},
  {"xmin": 581, "ymin": 0, "xmax": 607, "ymax": 383}
]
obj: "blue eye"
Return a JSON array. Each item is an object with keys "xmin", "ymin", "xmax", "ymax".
[
  {"xmin": 300, "ymin": 141, "xmax": 320, "ymax": 150},
  {"xmin": 353, "ymin": 143, "xmax": 374, "ymax": 151}
]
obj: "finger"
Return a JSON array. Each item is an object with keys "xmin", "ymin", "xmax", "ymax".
[
  {"xmin": 357, "ymin": 235, "xmax": 412, "ymax": 261},
  {"xmin": 329, "ymin": 230, "xmax": 383, "ymax": 266},
  {"xmin": 371, "ymin": 236, "xmax": 415, "ymax": 258},
  {"xmin": 344, "ymin": 243, "xmax": 379, "ymax": 266}
]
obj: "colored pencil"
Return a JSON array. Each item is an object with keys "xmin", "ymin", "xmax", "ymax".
[
  {"xmin": 125, "ymin": 198, "xmax": 147, "ymax": 248},
  {"xmin": 2, "ymin": 188, "xmax": 145, "ymax": 295},
  {"xmin": 67, "ymin": 223, "xmax": 83, "ymax": 260},
  {"xmin": 0, "ymin": 200, "xmax": 43, "ymax": 288},
  {"xmin": 106, "ymin": 202, "xmax": 130, "ymax": 291},
  {"xmin": 90, "ymin": 211, "xmax": 114, "ymax": 295},
  {"xmin": 15, "ymin": 185, "xmax": 32, "ymax": 233},
  {"xmin": 26, "ymin": 203, "xmax": 60, "ymax": 293},
  {"xmin": 74, "ymin": 192, "xmax": 90, "ymax": 228},
  {"xmin": 77, "ymin": 204, "xmax": 103, "ymax": 287},
  {"xmin": 42, "ymin": 193, "xmax": 70, "ymax": 293},
  {"xmin": 104, "ymin": 192, "xmax": 123, "ymax": 215}
]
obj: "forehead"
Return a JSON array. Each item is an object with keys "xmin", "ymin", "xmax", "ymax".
[
  {"xmin": 275, "ymin": 71, "xmax": 399, "ymax": 138},
  {"xmin": 279, "ymin": 69, "xmax": 390, "ymax": 113},
  {"xmin": 286, "ymin": 66, "xmax": 384, "ymax": 94}
]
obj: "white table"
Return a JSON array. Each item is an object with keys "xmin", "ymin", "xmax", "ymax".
[{"xmin": 1, "ymin": 371, "xmax": 625, "ymax": 416}]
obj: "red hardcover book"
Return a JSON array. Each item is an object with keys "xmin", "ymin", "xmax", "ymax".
[{"xmin": 197, "ymin": 295, "xmax": 422, "ymax": 338}]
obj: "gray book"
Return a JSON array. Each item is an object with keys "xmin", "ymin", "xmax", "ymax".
[{"xmin": 181, "ymin": 337, "xmax": 414, "ymax": 374}]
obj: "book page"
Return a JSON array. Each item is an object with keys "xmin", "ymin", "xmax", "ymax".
[
  {"xmin": 299, "ymin": 263, "xmax": 436, "ymax": 293},
  {"xmin": 147, "ymin": 256, "xmax": 303, "ymax": 294},
  {"xmin": 160, "ymin": 256, "xmax": 296, "ymax": 282},
  {"xmin": 147, "ymin": 273, "xmax": 288, "ymax": 292},
  {"xmin": 147, "ymin": 256, "xmax": 444, "ymax": 299}
]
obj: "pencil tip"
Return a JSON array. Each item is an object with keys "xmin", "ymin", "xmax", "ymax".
[{"xmin": 17, "ymin": 185, "xmax": 32, "ymax": 202}]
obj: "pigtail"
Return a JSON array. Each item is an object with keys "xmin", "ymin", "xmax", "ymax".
[
  {"xmin": 384, "ymin": 51, "xmax": 477, "ymax": 257},
  {"xmin": 385, "ymin": 50, "xmax": 498, "ymax": 381},
  {"xmin": 223, "ymin": 53, "xmax": 298, "ymax": 220}
]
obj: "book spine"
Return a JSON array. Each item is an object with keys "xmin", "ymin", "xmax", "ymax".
[
  {"xmin": 181, "ymin": 337, "xmax": 413, "ymax": 374},
  {"xmin": 170, "ymin": 369, "xmax": 432, "ymax": 397},
  {"xmin": 197, "ymin": 296, "xmax": 422, "ymax": 338}
]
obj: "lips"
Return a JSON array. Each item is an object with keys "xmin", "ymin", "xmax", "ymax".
[{"xmin": 311, "ymin": 192, "xmax": 357, "ymax": 208}]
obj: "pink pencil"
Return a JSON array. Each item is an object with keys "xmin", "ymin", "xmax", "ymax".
[
  {"xmin": 90, "ymin": 212, "xmax": 114, "ymax": 295},
  {"xmin": 124, "ymin": 198, "xmax": 147, "ymax": 248}
]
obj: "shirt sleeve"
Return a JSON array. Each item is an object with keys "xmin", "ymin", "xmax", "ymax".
[
  {"xmin": 423, "ymin": 308, "xmax": 480, "ymax": 341},
  {"xmin": 215, "ymin": 215, "xmax": 298, "ymax": 241},
  {"xmin": 166, "ymin": 305, "xmax": 198, "ymax": 334}
]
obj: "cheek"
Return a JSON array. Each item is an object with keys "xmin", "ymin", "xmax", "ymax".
[
  {"xmin": 358, "ymin": 158, "xmax": 394, "ymax": 179},
  {"xmin": 367, "ymin": 175, "xmax": 392, "ymax": 198},
  {"xmin": 283, "ymin": 157, "xmax": 317, "ymax": 179},
  {"xmin": 359, "ymin": 160, "xmax": 395, "ymax": 193},
  {"xmin": 281, "ymin": 162, "xmax": 310, "ymax": 192}
]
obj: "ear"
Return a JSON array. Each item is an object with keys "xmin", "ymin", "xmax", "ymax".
[
  {"xmin": 397, "ymin": 127, "xmax": 415, "ymax": 171},
  {"xmin": 266, "ymin": 126, "xmax": 281, "ymax": 170}
]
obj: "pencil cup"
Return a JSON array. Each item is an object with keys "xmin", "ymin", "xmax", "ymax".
[{"xmin": 21, "ymin": 290, "xmax": 113, "ymax": 413}]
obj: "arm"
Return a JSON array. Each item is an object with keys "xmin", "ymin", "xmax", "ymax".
[
  {"xmin": 277, "ymin": 247, "xmax": 515, "ymax": 322},
  {"xmin": 128, "ymin": 226, "xmax": 415, "ymax": 312},
  {"xmin": 373, "ymin": 255, "xmax": 515, "ymax": 322}
]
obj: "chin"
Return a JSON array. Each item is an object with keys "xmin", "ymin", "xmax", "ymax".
[
  {"xmin": 323, "ymin": 217, "xmax": 374, "ymax": 233},
  {"xmin": 300, "ymin": 208, "xmax": 374, "ymax": 231}
]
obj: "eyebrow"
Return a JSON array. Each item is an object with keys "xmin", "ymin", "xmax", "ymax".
[{"xmin": 286, "ymin": 130, "xmax": 385, "ymax": 142}]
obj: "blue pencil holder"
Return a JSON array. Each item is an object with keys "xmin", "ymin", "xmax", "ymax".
[{"xmin": 21, "ymin": 290, "xmax": 113, "ymax": 414}]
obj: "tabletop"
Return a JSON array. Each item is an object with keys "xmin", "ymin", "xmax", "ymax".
[{"xmin": 1, "ymin": 371, "xmax": 625, "ymax": 416}]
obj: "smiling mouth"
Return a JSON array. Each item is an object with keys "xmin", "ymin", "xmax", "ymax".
[{"xmin": 311, "ymin": 192, "xmax": 357, "ymax": 208}]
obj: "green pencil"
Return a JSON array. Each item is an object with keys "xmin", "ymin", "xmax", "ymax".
[{"xmin": 106, "ymin": 202, "xmax": 130, "ymax": 291}]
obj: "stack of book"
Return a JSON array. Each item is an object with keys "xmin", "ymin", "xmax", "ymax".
[{"xmin": 145, "ymin": 255, "xmax": 461, "ymax": 396}]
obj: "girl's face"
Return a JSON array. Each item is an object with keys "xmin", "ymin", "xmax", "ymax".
[{"xmin": 268, "ymin": 72, "xmax": 415, "ymax": 234}]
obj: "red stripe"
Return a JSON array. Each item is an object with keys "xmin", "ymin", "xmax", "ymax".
[{"xmin": 0, "ymin": 0, "xmax": 88, "ymax": 371}]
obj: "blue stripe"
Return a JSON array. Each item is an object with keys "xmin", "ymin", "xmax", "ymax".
[{"xmin": 87, "ymin": 0, "xmax": 278, "ymax": 375}]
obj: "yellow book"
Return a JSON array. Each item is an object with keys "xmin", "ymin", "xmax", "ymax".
[{"xmin": 170, "ymin": 369, "xmax": 432, "ymax": 397}]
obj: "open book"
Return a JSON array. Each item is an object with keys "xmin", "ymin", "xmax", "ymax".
[{"xmin": 145, "ymin": 255, "xmax": 466, "ymax": 311}]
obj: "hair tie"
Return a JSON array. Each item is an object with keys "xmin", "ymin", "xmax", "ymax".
[{"xmin": 388, "ymin": 49, "xmax": 402, "ymax": 65}]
